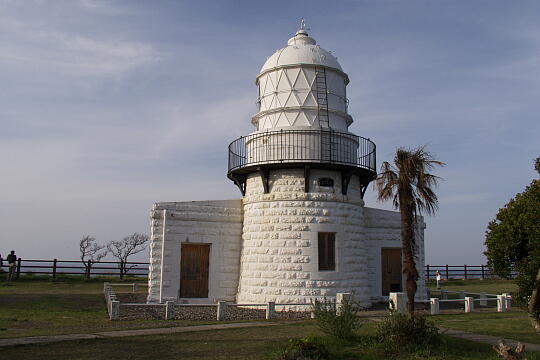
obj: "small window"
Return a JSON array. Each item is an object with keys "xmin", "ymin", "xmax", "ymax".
[
  {"xmin": 318, "ymin": 178, "xmax": 334, "ymax": 187},
  {"xmin": 318, "ymin": 232, "xmax": 336, "ymax": 271}
]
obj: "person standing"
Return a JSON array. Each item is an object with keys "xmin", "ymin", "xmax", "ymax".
[
  {"xmin": 7, "ymin": 251, "xmax": 17, "ymax": 281},
  {"xmin": 436, "ymin": 270, "xmax": 441, "ymax": 289}
]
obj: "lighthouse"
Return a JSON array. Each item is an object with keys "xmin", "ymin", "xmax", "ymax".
[
  {"xmin": 227, "ymin": 25, "xmax": 378, "ymax": 306},
  {"xmin": 147, "ymin": 24, "xmax": 426, "ymax": 307}
]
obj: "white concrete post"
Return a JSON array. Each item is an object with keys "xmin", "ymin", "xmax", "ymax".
[
  {"xmin": 217, "ymin": 301, "xmax": 227, "ymax": 321},
  {"xmin": 165, "ymin": 301, "xmax": 175, "ymax": 320},
  {"xmin": 336, "ymin": 293, "xmax": 352, "ymax": 316},
  {"xmin": 503, "ymin": 293, "xmax": 511, "ymax": 310},
  {"xmin": 110, "ymin": 300, "xmax": 120, "ymax": 320},
  {"xmin": 266, "ymin": 302, "xmax": 275, "ymax": 320},
  {"xmin": 464, "ymin": 297, "xmax": 474, "ymax": 313},
  {"xmin": 480, "ymin": 292, "xmax": 487, "ymax": 307},
  {"xmin": 389, "ymin": 292, "xmax": 406, "ymax": 314},
  {"xmin": 497, "ymin": 295, "xmax": 507, "ymax": 312},
  {"xmin": 430, "ymin": 298, "xmax": 440, "ymax": 315}
]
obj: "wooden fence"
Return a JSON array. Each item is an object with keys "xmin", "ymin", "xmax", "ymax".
[
  {"xmin": 0, "ymin": 259, "xmax": 514, "ymax": 280},
  {"xmin": 0, "ymin": 258, "xmax": 148, "ymax": 279},
  {"xmin": 425, "ymin": 264, "xmax": 516, "ymax": 280}
]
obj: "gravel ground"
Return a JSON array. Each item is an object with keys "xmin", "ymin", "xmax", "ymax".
[
  {"xmin": 224, "ymin": 306, "xmax": 266, "ymax": 321},
  {"xmin": 173, "ymin": 306, "xmax": 217, "ymax": 321},
  {"xmin": 119, "ymin": 304, "xmax": 165, "ymax": 320}
]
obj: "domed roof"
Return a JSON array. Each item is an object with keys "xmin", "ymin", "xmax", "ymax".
[{"xmin": 259, "ymin": 29, "xmax": 343, "ymax": 75}]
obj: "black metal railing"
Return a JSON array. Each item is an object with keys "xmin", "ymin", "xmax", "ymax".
[{"xmin": 228, "ymin": 129, "xmax": 376, "ymax": 174}]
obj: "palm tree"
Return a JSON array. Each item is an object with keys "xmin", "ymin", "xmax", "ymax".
[{"xmin": 376, "ymin": 146, "xmax": 444, "ymax": 314}]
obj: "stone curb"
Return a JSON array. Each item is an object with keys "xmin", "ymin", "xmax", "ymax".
[{"xmin": 0, "ymin": 321, "xmax": 280, "ymax": 347}]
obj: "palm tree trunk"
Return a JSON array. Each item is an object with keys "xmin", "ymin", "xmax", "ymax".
[
  {"xmin": 400, "ymin": 199, "xmax": 419, "ymax": 314},
  {"xmin": 529, "ymin": 268, "xmax": 540, "ymax": 335}
]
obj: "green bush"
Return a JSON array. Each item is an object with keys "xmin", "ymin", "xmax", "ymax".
[
  {"xmin": 311, "ymin": 297, "xmax": 361, "ymax": 340},
  {"xmin": 376, "ymin": 311, "xmax": 440, "ymax": 350},
  {"xmin": 274, "ymin": 336, "xmax": 330, "ymax": 360}
]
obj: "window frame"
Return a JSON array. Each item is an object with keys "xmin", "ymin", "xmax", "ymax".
[{"xmin": 318, "ymin": 232, "xmax": 336, "ymax": 271}]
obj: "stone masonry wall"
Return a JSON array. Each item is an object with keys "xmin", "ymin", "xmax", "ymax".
[
  {"xmin": 363, "ymin": 207, "xmax": 426, "ymax": 302},
  {"xmin": 237, "ymin": 168, "xmax": 372, "ymax": 307},
  {"xmin": 148, "ymin": 200, "xmax": 243, "ymax": 303}
]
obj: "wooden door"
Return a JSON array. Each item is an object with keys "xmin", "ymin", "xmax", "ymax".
[
  {"xmin": 381, "ymin": 248, "xmax": 402, "ymax": 296},
  {"xmin": 180, "ymin": 244, "xmax": 210, "ymax": 298}
]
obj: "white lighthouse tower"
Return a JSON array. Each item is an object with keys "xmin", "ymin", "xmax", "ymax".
[{"xmin": 227, "ymin": 25, "xmax": 378, "ymax": 306}]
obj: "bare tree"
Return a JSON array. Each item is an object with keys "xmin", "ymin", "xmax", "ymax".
[
  {"xmin": 107, "ymin": 233, "xmax": 149, "ymax": 279},
  {"xmin": 79, "ymin": 235, "xmax": 107, "ymax": 280}
]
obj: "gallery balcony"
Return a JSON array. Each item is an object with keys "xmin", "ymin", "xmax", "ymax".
[{"xmin": 227, "ymin": 128, "xmax": 376, "ymax": 196}]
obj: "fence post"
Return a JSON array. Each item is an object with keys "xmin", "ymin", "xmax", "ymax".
[
  {"xmin": 480, "ymin": 292, "xmax": 487, "ymax": 306},
  {"xmin": 503, "ymin": 293, "xmax": 511, "ymax": 310},
  {"xmin": 110, "ymin": 300, "xmax": 120, "ymax": 320},
  {"xmin": 336, "ymin": 293, "xmax": 352, "ymax": 316},
  {"xmin": 481, "ymin": 265, "xmax": 485, "ymax": 280},
  {"xmin": 120, "ymin": 260, "xmax": 126, "ymax": 279},
  {"xmin": 430, "ymin": 298, "xmax": 439, "ymax": 315},
  {"xmin": 266, "ymin": 302, "xmax": 275, "ymax": 320},
  {"xmin": 165, "ymin": 301, "xmax": 175, "ymax": 320},
  {"xmin": 87, "ymin": 260, "xmax": 93, "ymax": 280},
  {"xmin": 497, "ymin": 295, "xmax": 507, "ymax": 312},
  {"xmin": 52, "ymin": 258, "xmax": 57, "ymax": 279},
  {"xmin": 464, "ymin": 297, "xmax": 474, "ymax": 313},
  {"xmin": 426, "ymin": 265, "xmax": 430, "ymax": 280},
  {"xmin": 389, "ymin": 293, "xmax": 406, "ymax": 314},
  {"xmin": 133, "ymin": 283, "xmax": 137, "ymax": 293},
  {"xmin": 445, "ymin": 264, "xmax": 449, "ymax": 280},
  {"xmin": 464, "ymin": 264, "xmax": 467, "ymax": 280},
  {"xmin": 16, "ymin": 258, "xmax": 21, "ymax": 279},
  {"xmin": 217, "ymin": 301, "xmax": 227, "ymax": 321}
]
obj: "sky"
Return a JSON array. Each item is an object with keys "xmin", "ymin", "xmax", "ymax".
[{"xmin": 1, "ymin": 0, "xmax": 538, "ymax": 265}]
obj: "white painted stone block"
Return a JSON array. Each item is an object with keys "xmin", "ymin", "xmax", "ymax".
[
  {"xmin": 336, "ymin": 293, "xmax": 352, "ymax": 316},
  {"xmin": 110, "ymin": 300, "xmax": 120, "ymax": 320},
  {"xmin": 266, "ymin": 302, "xmax": 275, "ymax": 320},
  {"xmin": 389, "ymin": 292, "xmax": 406, "ymax": 313},
  {"xmin": 497, "ymin": 295, "xmax": 507, "ymax": 312},
  {"xmin": 503, "ymin": 293, "xmax": 511, "ymax": 310},
  {"xmin": 464, "ymin": 297, "xmax": 474, "ymax": 313},
  {"xmin": 430, "ymin": 298, "xmax": 439, "ymax": 315},
  {"xmin": 165, "ymin": 301, "xmax": 175, "ymax": 320},
  {"xmin": 217, "ymin": 301, "xmax": 227, "ymax": 321}
]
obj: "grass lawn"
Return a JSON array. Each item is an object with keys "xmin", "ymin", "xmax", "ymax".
[
  {"xmin": 432, "ymin": 310, "xmax": 540, "ymax": 345},
  {"xmin": 426, "ymin": 279, "xmax": 518, "ymax": 295},
  {"xmin": 3, "ymin": 321, "xmax": 537, "ymax": 360},
  {"xmin": 2, "ymin": 277, "xmax": 539, "ymax": 359},
  {"xmin": 0, "ymin": 277, "xmax": 218, "ymax": 338}
]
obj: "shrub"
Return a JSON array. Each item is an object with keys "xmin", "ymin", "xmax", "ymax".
[
  {"xmin": 274, "ymin": 336, "xmax": 330, "ymax": 360},
  {"xmin": 311, "ymin": 297, "xmax": 361, "ymax": 340},
  {"xmin": 376, "ymin": 311, "xmax": 440, "ymax": 350}
]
